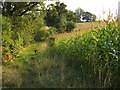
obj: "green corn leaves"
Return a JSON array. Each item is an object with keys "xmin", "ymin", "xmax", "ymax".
[{"xmin": 54, "ymin": 20, "xmax": 120, "ymax": 79}]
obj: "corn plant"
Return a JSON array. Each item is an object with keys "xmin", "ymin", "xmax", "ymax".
[{"xmin": 54, "ymin": 20, "xmax": 120, "ymax": 88}]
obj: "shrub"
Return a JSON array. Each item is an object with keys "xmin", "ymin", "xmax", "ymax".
[
  {"xmin": 34, "ymin": 26, "xmax": 57, "ymax": 41},
  {"xmin": 65, "ymin": 21, "xmax": 76, "ymax": 32},
  {"xmin": 34, "ymin": 26, "xmax": 50, "ymax": 41},
  {"xmin": 2, "ymin": 16, "xmax": 24, "ymax": 63},
  {"xmin": 2, "ymin": 47, "xmax": 15, "ymax": 63},
  {"xmin": 2, "ymin": 16, "xmax": 13, "ymax": 47},
  {"xmin": 54, "ymin": 15, "xmax": 67, "ymax": 33},
  {"xmin": 2, "ymin": 16, "xmax": 16, "ymax": 63},
  {"xmin": 20, "ymin": 31, "xmax": 34, "ymax": 46},
  {"xmin": 48, "ymin": 27, "xmax": 57, "ymax": 37},
  {"xmin": 11, "ymin": 16, "xmax": 36, "ymax": 46}
]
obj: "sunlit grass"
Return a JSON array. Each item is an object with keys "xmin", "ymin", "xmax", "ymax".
[
  {"xmin": 2, "ymin": 42, "xmax": 68, "ymax": 88},
  {"xmin": 2, "ymin": 21, "xmax": 119, "ymax": 88},
  {"xmin": 2, "ymin": 41, "xmax": 96, "ymax": 88},
  {"xmin": 56, "ymin": 21, "xmax": 106, "ymax": 41}
]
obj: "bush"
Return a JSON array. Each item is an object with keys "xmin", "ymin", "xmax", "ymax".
[
  {"xmin": 34, "ymin": 26, "xmax": 57, "ymax": 41},
  {"xmin": 11, "ymin": 16, "xmax": 36, "ymax": 46},
  {"xmin": 2, "ymin": 16, "xmax": 25, "ymax": 63},
  {"xmin": 54, "ymin": 15, "xmax": 67, "ymax": 33},
  {"xmin": 20, "ymin": 31, "xmax": 34, "ymax": 46},
  {"xmin": 48, "ymin": 27, "xmax": 57, "ymax": 37},
  {"xmin": 2, "ymin": 16, "xmax": 16, "ymax": 63},
  {"xmin": 34, "ymin": 26, "xmax": 50, "ymax": 41},
  {"xmin": 65, "ymin": 21, "xmax": 76, "ymax": 32},
  {"xmin": 2, "ymin": 16, "xmax": 13, "ymax": 47}
]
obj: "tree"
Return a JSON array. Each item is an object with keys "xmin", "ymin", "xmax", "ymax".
[
  {"xmin": 65, "ymin": 21, "xmax": 76, "ymax": 32},
  {"xmin": 2, "ymin": 2, "xmax": 45, "ymax": 17},
  {"xmin": 82, "ymin": 12, "xmax": 96, "ymax": 22},
  {"xmin": 75, "ymin": 8, "xmax": 96, "ymax": 22},
  {"xmin": 82, "ymin": 12, "xmax": 92, "ymax": 22},
  {"xmin": 75, "ymin": 8, "xmax": 85, "ymax": 22},
  {"xmin": 2, "ymin": 2, "xmax": 47, "ymax": 45},
  {"xmin": 66, "ymin": 10, "xmax": 77, "ymax": 22},
  {"xmin": 44, "ymin": 1, "xmax": 77, "ymax": 33},
  {"xmin": 92, "ymin": 14, "xmax": 96, "ymax": 22}
]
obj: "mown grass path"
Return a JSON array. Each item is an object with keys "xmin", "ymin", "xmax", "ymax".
[
  {"xmin": 15, "ymin": 42, "xmax": 48, "ymax": 62},
  {"xmin": 3, "ymin": 41, "xmax": 68, "ymax": 88},
  {"xmin": 2, "ymin": 41, "xmax": 52, "ymax": 88}
]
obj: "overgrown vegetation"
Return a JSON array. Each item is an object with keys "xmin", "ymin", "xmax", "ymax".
[
  {"xmin": 52, "ymin": 20, "xmax": 120, "ymax": 88},
  {"xmin": 2, "ymin": 1, "xmax": 120, "ymax": 89}
]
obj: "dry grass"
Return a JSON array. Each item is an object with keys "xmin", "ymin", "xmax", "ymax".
[
  {"xmin": 2, "ymin": 66, "xmax": 22, "ymax": 87},
  {"xmin": 56, "ymin": 21, "xmax": 106, "ymax": 40},
  {"xmin": 2, "ymin": 42, "xmax": 67, "ymax": 88}
]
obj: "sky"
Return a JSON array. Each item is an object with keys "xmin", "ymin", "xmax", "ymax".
[{"xmin": 45, "ymin": 0, "xmax": 120, "ymax": 20}]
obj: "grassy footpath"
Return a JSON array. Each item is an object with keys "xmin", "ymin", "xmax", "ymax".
[
  {"xmin": 3, "ymin": 40, "xmax": 94, "ymax": 88},
  {"xmin": 2, "ymin": 41, "xmax": 53, "ymax": 88},
  {"xmin": 2, "ymin": 41, "xmax": 74, "ymax": 88}
]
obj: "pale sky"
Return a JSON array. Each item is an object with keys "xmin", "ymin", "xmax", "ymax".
[{"xmin": 45, "ymin": 0, "xmax": 120, "ymax": 20}]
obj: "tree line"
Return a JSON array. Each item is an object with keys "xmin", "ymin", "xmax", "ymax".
[{"xmin": 75, "ymin": 8, "xmax": 96, "ymax": 22}]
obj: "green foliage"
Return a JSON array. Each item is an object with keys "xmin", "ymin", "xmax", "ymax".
[
  {"xmin": 48, "ymin": 27, "xmax": 57, "ymax": 37},
  {"xmin": 2, "ymin": 2, "xmax": 49, "ymax": 63},
  {"xmin": 2, "ymin": 16, "xmax": 21, "ymax": 63},
  {"xmin": 34, "ymin": 26, "xmax": 57, "ymax": 41},
  {"xmin": 2, "ymin": 2, "xmax": 45, "ymax": 17},
  {"xmin": 34, "ymin": 26, "xmax": 50, "ymax": 41},
  {"xmin": 65, "ymin": 21, "xmax": 76, "ymax": 32},
  {"xmin": 2, "ymin": 16, "xmax": 13, "ymax": 47},
  {"xmin": 55, "ymin": 15, "xmax": 67, "ymax": 33},
  {"xmin": 75, "ymin": 8, "xmax": 85, "ymax": 22},
  {"xmin": 44, "ymin": 1, "xmax": 77, "ymax": 33},
  {"xmin": 54, "ymin": 20, "xmax": 120, "ymax": 87},
  {"xmin": 75, "ymin": 8, "xmax": 96, "ymax": 22},
  {"xmin": 92, "ymin": 14, "xmax": 96, "ymax": 22},
  {"xmin": 91, "ymin": 21, "xmax": 119, "ymax": 63},
  {"xmin": 11, "ymin": 11, "xmax": 45, "ymax": 45},
  {"xmin": 2, "ymin": 11, "xmax": 46, "ymax": 62},
  {"xmin": 2, "ymin": 2, "xmax": 57, "ymax": 64},
  {"xmin": 66, "ymin": 10, "xmax": 77, "ymax": 22},
  {"xmin": 11, "ymin": 17, "xmax": 32, "ymax": 46},
  {"xmin": 82, "ymin": 12, "xmax": 92, "ymax": 22}
]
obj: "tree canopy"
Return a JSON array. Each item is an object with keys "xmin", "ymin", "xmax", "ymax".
[
  {"xmin": 2, "ymin": 2, "xmax": 45, "ymax": 17},
  {"xmin": 75, "ymin": 7, "xmax": 96, "ymax": 22},
  {"xmin": 44, "ymin": 1, "xmax": 77, "ymax": 33}
]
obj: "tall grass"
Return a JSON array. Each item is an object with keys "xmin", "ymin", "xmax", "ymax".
[
  {"xmin": 52, "ymin": 20, "xmax": 120, "ymax": 88},
  {"xmin": 3, "ymin": 41, "xmax": 85, "ymax": 88}
]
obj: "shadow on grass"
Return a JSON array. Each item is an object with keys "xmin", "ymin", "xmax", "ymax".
[{"xmin": 2, "ymin": 41, "xmax": 70, "ymax": 88}]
